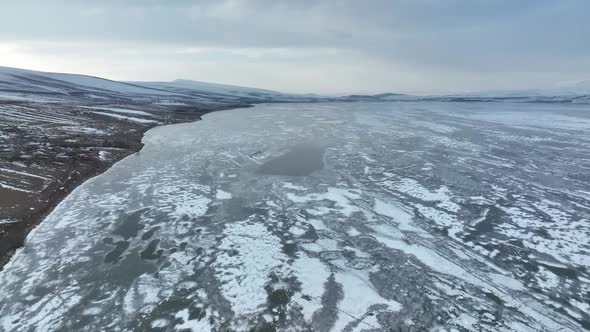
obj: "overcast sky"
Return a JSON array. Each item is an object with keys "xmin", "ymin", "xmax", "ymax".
[{"xmin": 1, "ymin": 0, "xmax": 589, "ymax": 95}]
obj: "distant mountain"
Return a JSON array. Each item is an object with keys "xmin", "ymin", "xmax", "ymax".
[
  {"xmin": 2, "ymin": 66, "xmax": 588, "ymax": 105},
  {"xmin": 0, "ymin": 66, "xmax": 180, "ymax": 99},
  {"xmin": 423, "ymin": 94, "xmax": 590, "ymax": 104},
  {"xmin": 552, "ymin": 79, "xmax": 590, "ymax": 95},
  {"xmin": 339, "ymin": 92, "xmax": 416, "ymax": 102},
  {"xmin": 336, "ymin": 80, "xmax": 590, "ymax": 104},
  {"xmin": 129, "ymin": 79, "xmax": 283, "ymax": 98},
  {"xmin": 129, "ymin": 79, "xmax": 327, "ymax": 102},
  {"xmin": 0, "ymin": 67, "xmax": 320, "ymax": 104},
  {"xmin": 430, "ymin": 81, "xmax": 590, "ymax": 104}
]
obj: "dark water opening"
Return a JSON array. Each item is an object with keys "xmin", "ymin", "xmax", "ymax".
[{"xmin": 257, "ymin": 144, "xmax": 325, "ymax": 176}]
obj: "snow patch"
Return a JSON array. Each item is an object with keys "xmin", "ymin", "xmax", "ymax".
[
  {"xmin": 373, "ymin": 198, "xmax": 420, "ymax": 232},
  {"xmin": 214, "ymin": 219, "xmax": 288, "ymax": 317},
  {"xmin": 91, "ymin": 111, "xmax": 159, "ymax": 124},
  {"xmin": 215, "ymin": 189, "xmax": 232, "ymax": 200}
]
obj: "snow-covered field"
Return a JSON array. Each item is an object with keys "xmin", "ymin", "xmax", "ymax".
[{"xmin": 0, "ymin": 102, "xmax": 588, "ymax": 331}]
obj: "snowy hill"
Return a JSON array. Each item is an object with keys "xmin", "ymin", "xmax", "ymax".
[
  {"xmin": 131, "ymin": 79, "xmax": 283, "ymax": 98},
  {"xmin": 432, "ymin": 81, "xmax": 590, "ymax": 104},
  {"xmin": 0, "ymin": 66, "xmax": 182, "ymax": 99},
  {"xmin": 130, "ymin": 79, "xmax": 325, "ymax": 102},
  {"xmin": 0, "ymin": 66, "xmax": 323, "ymax": 103}
]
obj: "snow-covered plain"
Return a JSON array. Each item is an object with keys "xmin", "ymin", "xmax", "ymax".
[{"xmin": 0, "ymin": 102, "xmax": 588, "ymax": 331}]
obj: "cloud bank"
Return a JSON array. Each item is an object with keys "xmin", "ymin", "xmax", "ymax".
[{"xmin": 1, "ymin": 0, "xmax": 588, "ymax": 94}]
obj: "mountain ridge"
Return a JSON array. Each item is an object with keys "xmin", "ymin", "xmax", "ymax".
[{"xmin": 1, "ymin": 66, "xmax": 589, "ymax": 104}]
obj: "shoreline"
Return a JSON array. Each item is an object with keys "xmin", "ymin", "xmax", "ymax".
[{"xmin": 0, "ymin": 103, "xmax": 250, "ymax": 270}]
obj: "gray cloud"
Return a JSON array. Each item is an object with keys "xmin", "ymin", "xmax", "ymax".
[{"xmin": 1, "ymin": 0, "xmax": 589, "ymax": 94}]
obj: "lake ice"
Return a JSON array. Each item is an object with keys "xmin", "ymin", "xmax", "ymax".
[{"xmin": 0, "ymin": 102, "xmax": 589, "ymax": 331}]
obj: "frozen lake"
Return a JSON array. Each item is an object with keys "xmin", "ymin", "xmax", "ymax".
[{"xmin": 0, "ymin": 102, "xmax": 589, "ymax": 331}]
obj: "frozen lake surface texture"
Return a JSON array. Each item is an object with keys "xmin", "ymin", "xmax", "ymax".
[{"xmin": 1, "ymin": 102, "xmax": 589, "ymax": 331}]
